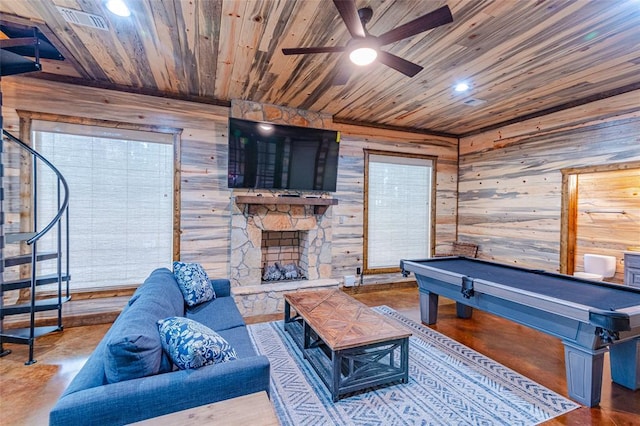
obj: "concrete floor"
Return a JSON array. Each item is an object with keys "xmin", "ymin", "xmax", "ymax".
[{"xmin": 1, "ymin": 286, "xmax": 638, "ymax": 425}]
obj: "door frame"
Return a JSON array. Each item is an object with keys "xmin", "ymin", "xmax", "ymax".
[{"xmin": 560, "ymin": 160, "xmax": 640, "ymax": 274}]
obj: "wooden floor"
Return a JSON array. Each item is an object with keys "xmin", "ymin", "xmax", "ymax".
[{"xmin": 1, "ymin": 285, "xmax": 638, "ymax": 425}]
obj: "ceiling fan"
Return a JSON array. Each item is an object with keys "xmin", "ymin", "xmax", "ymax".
[{"xmin": 282, "ymin": 0, "xmax": 453, "ymax": 85}]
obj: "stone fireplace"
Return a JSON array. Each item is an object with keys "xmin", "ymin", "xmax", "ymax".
[
  {"xmin": 229, "ymin": 99, "xmax": 339, "ymax": 316},
  {"xmin": 230, "ymin": 197, "xmax": 339, "ymax": 316}
]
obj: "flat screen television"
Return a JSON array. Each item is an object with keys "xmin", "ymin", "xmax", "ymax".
[{"xmin": 228, "ymin": 118, "xmax": 340, "ymax": 192}]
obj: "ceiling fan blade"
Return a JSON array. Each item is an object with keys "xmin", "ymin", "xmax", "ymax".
[
  {"xmin": 282, "ymin": 46, "xmax": 345, "ymax": 55},
  {"xmin": 333, "ymin": 0, "xmax": 366, "ymax": 39},
  {"xmin": 377, "ymin": 5, "xmax": 453, "ymax": 46},
  {"xmin": 377, "ymin": 51, "xmax": 423, "ymax": 77}
]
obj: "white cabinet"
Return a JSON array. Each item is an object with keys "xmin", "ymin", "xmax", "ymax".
[{"xmin": 624, "ymin": 252, "xmax": 640, "ymax": 288}]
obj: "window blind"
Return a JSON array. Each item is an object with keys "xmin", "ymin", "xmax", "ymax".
[
  {"xmin": 33, "ymin": 122, "xmax": 174, "ymax": 290},
  {"xmin": 367, "ymin": 154, "xmax": 432, "ymax": 270}
]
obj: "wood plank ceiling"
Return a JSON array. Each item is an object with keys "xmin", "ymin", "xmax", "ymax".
[{"xmin": 1, "ymin": 0, "xmax": 639, "ymax": 136}]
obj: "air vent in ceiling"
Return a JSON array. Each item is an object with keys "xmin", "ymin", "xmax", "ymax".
[
  {"xmin": 462, "ymin": 98, "xmax": 487, "ymax": 107},
  {"xmin": 57, "ymin": 7, "xmax": 109, "ymax": 31}
]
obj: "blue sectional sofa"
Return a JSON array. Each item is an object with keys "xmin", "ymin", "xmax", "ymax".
[{"xmin": 49, "ymin": 268, "xmax": 271, "ymax": 425}]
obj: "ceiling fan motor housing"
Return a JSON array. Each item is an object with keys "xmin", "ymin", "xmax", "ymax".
[{"xmin": 358, "ymin": 7, "xmax": 373, "ymax": 27}]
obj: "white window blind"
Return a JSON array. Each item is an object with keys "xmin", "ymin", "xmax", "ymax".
[
  {"xmin": 366, "ymin": 154, "xmax": 433, "ymax": 270},
  {"xmin": 33, "ymin": 121, "xmax": 174, "ymax": 290}
]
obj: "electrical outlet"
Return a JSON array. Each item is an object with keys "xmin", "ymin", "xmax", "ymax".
[{"xmin": 356, "ymin": 267, "xmax": 361, "ymax": 275}]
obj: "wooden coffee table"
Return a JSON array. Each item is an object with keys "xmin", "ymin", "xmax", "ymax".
[
  {"xmin": 284, "ymin": 289, "xmax": 411, "ymax": 401},
  {"xmin": 130, "ymin": 391, "xmax": 278, "ymax": 425}
]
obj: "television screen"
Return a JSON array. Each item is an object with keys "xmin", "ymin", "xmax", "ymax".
[{"xmin": 228, "ymin": 118, "xmax": 340, "ymax": 192}]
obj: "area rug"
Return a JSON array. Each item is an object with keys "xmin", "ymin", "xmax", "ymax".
[{"xmin": 247, "ymin": 306, "xmax": 579, "ymax": 426}]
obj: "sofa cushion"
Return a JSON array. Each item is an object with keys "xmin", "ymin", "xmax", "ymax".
[
  {"xmin": 173, "ymin": 262, "xmax": 215, "ymax": 307},
  {"xmin": 187, "ymin": 296, "xmax": 246, "ymax": 331},
  {"xmin": 104, "ymin": 299, "xmax": 174, "ymax": 383},
  {"xmin": 103, "ymin": 268, "xmax": 184, "ymax": 383},
  {"xmin": 217, "ymin": 326, "xmax": 259, "ymax": 359},
  {"xmin": 210, "ymin": 278, "xmax": 231, "ymax": 298},
  {"xmin": 158, "ymin": 317, "xmax": 238, "ymax": 369},
  {"xmin": 128, "ymin": 268, "xmax": 185, "ymax": 314}
]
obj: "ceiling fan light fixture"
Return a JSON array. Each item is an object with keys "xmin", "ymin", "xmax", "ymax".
[
  {"xmin": 105, "ymin": 0, "xmax": 131, "ymax": 17},
  {"xmin": 349, "ymin": 47, "xmax": 377, "ymax": 66},
  {"xmin": 281, "ymin": 3, "xmax": 454, "ymax": 82}
]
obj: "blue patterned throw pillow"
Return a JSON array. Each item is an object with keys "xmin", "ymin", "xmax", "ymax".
[
  {"xmin": 157, "ymin": 317, "xmax": 238, "ymax": 369},
  {"xmin": 173, "ymin": 261, "xmax": 215, "ymax": 306}
]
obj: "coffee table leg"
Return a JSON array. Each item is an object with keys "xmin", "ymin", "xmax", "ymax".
[
  {"xmin": 303, "ymin": 322, "xmax": 311, "ymax": 350},
  {"xmin": 332, "ymin": 350, "xmax": 341, "ymax": 402},
  {"xmin": 284, "ymin": 300, "xmax": 291, "ymax": 324},
  {"xmin": 401, "ymin": 337, "xmax": 409, "ymax": 383}
]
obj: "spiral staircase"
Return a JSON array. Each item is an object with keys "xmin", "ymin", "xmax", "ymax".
[{"xmin": 1, "ymin": 23, "xmax": 70, "ymax": 364}]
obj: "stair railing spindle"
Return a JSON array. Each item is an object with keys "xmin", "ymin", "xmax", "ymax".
[
  {"xmin": 65, "ymin": 206, "xmax": 70, "ymax": 297},
  {"xmin": 27, "ymin": 153, "xmax": 38, "ymax": 364},
  {"xmin": 57, "ymin": 177, "xmax": 63, "ymax": 326}
]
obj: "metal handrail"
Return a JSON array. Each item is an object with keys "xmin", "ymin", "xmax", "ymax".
[
  {"xmin": 2, "ymin": 129, "xmax": 69, "ymax": 244},
  {"xmin": 2, "ymin": 128, "xmax": 71, "ymax": 364}
]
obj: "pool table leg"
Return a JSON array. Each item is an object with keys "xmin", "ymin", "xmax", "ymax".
[
  {"xmin": 563, "ymin": 341, "xmax": 606, "ymax": 407},
  {"xmin": 419, "ymin": 291, "xmax": 439, "ymax": 324},
  {"xmin": 455, "ymin": 302, "xmax": 473, "ymax": 319},
  {"xmin": 420, "ymin": 290, "xmax": 474, "ymax": 324},
  {"xmin": 609, "ymin": 337, "xmax": 640, "ymax": 390}
]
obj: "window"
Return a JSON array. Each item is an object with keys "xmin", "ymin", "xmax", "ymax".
[
  {"xmin": 33, "ymin": 121, "xmax": 175, "ymax": 290},
  {"xmin": 364, "ymin": 150, "xmax": 435, "ymax": 273}
]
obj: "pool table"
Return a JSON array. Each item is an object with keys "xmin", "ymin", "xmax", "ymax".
[{"xmin": 400, "ymin": 256, "xmax": 640, "ymax": 407}]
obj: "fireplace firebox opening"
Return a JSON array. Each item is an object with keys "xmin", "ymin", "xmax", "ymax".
[{"xmin": 261, "ymin": 230, "xmax": 308, "ymax": 282}]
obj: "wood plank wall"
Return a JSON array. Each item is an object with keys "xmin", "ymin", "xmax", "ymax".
[
  {"xmin": 1, "ymin": 78, "xmax": 232, "ymax": 280},
  {"xmin": 458, "ymin": 90, "xmax": 640, "ymax": 276},
  {"xmin": 1, "ymin": 77, "xmax": 458, "ymax": 288}
]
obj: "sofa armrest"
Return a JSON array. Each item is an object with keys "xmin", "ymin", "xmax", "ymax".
[
  {"xmin": 211, "ymin": 278, "xmax": 231, "ymax": 297},
  {"xmin": 49, "ymin": 355, "xmax": 270, "ymax": 426}
]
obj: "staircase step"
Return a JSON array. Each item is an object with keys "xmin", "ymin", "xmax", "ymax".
[
  {"xmin": 5, "ymin": 232, "xmax": 38, "ymax": 243},
  {"xmin": 2, "ymin": 273, "xmax": 71, "ymax": 291},
  {"xmin": 0, "ymin": 325, "xmax": 62, "ymax": 344},
  {"xmin": 1, "ymin": 296, "xmax": 70, "ymax": 317},
  {"xmin": 3, "ymin": 252, "xmax": 58, "ymax": 267},
  {"xmin": 0, "ymin": 48, "xmax": 41, "ymax": 76}
]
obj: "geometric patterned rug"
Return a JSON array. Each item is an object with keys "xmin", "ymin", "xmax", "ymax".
[{"xmin": 247, "ymin": 306, "xmax": 579, "ymax": 426}]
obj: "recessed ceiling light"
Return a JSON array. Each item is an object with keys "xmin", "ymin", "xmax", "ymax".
[
  {"xmin": 105, "ymin": 0, "xmax": 131, "ymax": 17},
  {"xmin": 454, "ymin": 82, "xmax": 470, "ymax": 92}
]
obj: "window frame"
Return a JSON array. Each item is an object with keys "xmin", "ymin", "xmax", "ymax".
[
  {"xmin": 17, "ymin": 110, "xmax": 182, "ymax": 290},
  {"xmin": 363, "ymin": 149, "xmax": 437, "ymax": 275}
]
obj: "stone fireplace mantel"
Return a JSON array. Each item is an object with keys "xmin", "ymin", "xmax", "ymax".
[{"xmin": 235, "ymin": 195, "xmax": 338, "ymax": 215}]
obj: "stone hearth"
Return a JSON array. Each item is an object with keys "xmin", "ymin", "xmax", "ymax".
[{"xmin": 230, "ymin": 198, "xmax": 339, "ymax": 316}]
